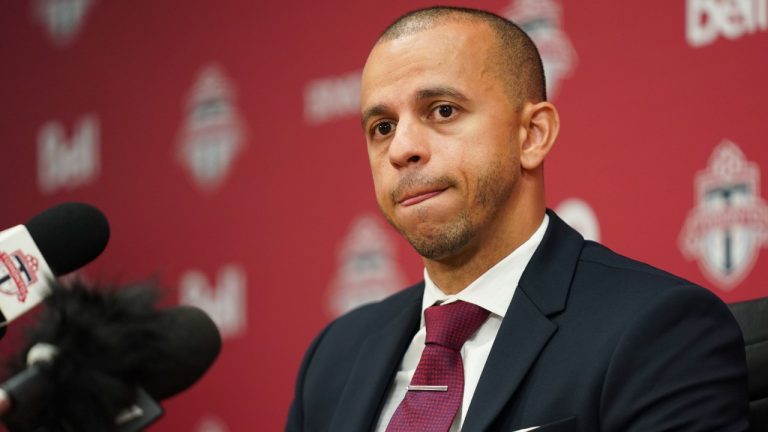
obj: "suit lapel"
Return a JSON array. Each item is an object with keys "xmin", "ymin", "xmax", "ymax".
[
  {"xmin": 328, "ymin": 284, "xmax": 423, "ymax": 432},
  {"xmin": 463, "ymin": 210, "xmax": 584, "ymax": 431},
  {"xmin": 463, "ymin": 289, "xmax": 557, "ymax": 431}
]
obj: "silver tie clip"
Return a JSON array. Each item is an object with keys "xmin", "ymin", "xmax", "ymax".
[{"xmin": 407, "ymin": 385, "xmax": 448, "ymax": 392}]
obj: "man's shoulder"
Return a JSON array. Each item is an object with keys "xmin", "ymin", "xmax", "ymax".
[
  {"xmin": 568, "ymin": 240, "xmax": 729, "ymax": 321},
  {"xmin": 570, "ymin": 244, "xmax": 749, "ymax": 432},
  {"xmin": 577, "ymin": 240, "xmax": 693, "ymax": 289}
]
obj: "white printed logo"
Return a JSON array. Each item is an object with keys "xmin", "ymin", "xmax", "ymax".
[
  {"xmin": 197, "ymin": 416, "xmax": 231, "ymax": 432},
  {"xmin": 679, "ymin": 140, "xmax": 768, "ymax": 290},
  {"xmin": 37, "ymin": 114, "xmax": 99, "ymax": 194},
  {"xmin": 555, "ymin": 198, "xmax": 600, "ymax": 242},
  {"xmin": 34, "ymin": 0, "xmax": 95, "ymax": 46},
  {"xmin": 328, "ymin": 214, "xmax": 405, "ymax": 317},
  {"xmin": 687, "ymin": 0, "xmax": 768, "ymax": 47},
  {"xmin": 304, "ymin": 70, "xmax": 362, "ymax": 125},
  {"xmin": 179, "ymin": 264, "xmax": 247, "ymax": 338},
  {"xmin": 178, "ymin": 64, "xmax": 247, "ymax": 192},
  {"xmin": 502, "ymin": 0, "xmax": 577, "ymax": 100}
]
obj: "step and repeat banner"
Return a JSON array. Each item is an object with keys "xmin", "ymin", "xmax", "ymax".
[{"xmin": 0, "ymin": 0, "xmax": 766, "ymax": 430}]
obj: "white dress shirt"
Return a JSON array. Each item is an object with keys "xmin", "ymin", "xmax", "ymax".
[{"xmin": 374, "ymin": 215, "xmax": 549, "ymax": 431}]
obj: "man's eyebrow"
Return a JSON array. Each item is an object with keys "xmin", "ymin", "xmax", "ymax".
[
  {"xmin": 416, "ymin": 86, "xmax": 468, "ymax": 102},
  {"xmin": 361, "ymin": 104, "xmax": 390, "ymax": 129},
  {"xmin": 360, "ymin": 87, "xmax": 468, "ymax": 129}
]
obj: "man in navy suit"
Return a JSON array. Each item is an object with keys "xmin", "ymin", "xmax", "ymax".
[{"xmin": 287, "ymin": 6, "xmax": 749, "ymax": 431}]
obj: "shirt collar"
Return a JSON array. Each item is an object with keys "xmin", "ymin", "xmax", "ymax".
[{"xmin": 422, "ymin": 214, "xmax": 549, "ymax": 321}]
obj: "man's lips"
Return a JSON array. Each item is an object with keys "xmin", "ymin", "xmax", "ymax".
[{"xmin": 398, "ymin": 188, "xmax": 447, "ymax": 207}]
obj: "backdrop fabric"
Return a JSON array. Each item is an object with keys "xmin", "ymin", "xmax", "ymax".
[{"xmin": 0, "ymin": 0, "xmax": 766, "ymax": 430}]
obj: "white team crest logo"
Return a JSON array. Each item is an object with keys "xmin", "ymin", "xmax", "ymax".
[
  {"xmin": 555, "ymin": 198, "xmax": 601, "ymax": 242},
  {"xmin": 34, "ymin": 0, "xmax": 95, "ymax": 46},
  {"xmin": 177, "ymin": 64, "xmax": 247, "ymax": 192},
  {"xmin": 501, "ymin": 0, "xmax": 577, "ymax": 100},
  {"xmin": 679, "ymin": 140, "xmax": 768, "ymax": 290},
  {"xmin": 197, "ymin": 416, "xmax": 232, "ymax": 432},
  {"xmin": 328, "ymin": 214, "xmax": 405, "ymax": 317},
  {"xmin": 0, "ymin": 250, "xmax": 40, "ymax": 302}
]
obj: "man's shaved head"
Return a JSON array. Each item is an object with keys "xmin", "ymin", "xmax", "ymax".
[{"xmin": 377, "ymin": 6, "xmax": 546, "ymax": 105}]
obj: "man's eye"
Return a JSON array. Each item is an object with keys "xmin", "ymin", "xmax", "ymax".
[
  {"xmin": 376, "ymin": 122, "xmax": 393, "ymax": 136},
  {"xmin": 437, "ymin": 105, "xmax": 454, "ymax": 118}
]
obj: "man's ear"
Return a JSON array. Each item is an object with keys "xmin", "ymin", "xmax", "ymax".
[{"xmin": 519, "ymin": 101, "xmax": 559, "ymax": 170}]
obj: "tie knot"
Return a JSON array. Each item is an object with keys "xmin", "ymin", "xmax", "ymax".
[{"xmin": 424, "ymin": 301, "xmax": 490, "ymax": 350}]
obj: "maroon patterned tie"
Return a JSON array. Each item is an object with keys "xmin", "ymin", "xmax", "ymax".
[{"xmin": 386, "ymin": 300, "xmax": 490, "ymax": 432}]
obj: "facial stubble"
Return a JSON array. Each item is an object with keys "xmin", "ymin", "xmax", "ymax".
[{"xmin": 380, "ymin": 161, "xmax": 515, "ymax": 261}]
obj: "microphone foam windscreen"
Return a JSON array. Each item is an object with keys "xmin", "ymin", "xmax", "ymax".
[
  {"xmin": 3, "ymin": 280, "xmax": 221, "ymax": 432},
  {"xmin": 138, "ymin": 306, "xmax": 222, "ymax": 400},
  {"xmin": 25, "ymin": 202, "xmax": 110, "ymax": 276}
]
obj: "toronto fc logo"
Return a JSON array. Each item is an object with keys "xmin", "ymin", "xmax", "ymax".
[
  {"xmin": 679, "ymin": 140, "xmax": 768, "ymax": 290},
  {"xmin": 34, "ymin": 0, "xmax": 95, "ymax": 46},
  {"xmin": 327, "ymin": 214, "xmax": 405, "ymax": 317},
  {"xmin": 501, "ymin": 0, "xmax": 577, "ymax": 100},
  {"xmin": 177, "ymin": 64, "xmax": 247, "ymax": 192},
  {"xmin": 0, "ymin": 250, "xmax": 40, "ymax": 302}
]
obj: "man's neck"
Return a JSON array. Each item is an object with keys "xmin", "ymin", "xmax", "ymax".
[{"xmin": 424, "ymin": 208, "xmax": 546, "ymax": 295}]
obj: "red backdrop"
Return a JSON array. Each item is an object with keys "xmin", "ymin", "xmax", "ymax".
[{"xmin": 1, "ymin": 0, "xmax": 767, "ymax": 430}]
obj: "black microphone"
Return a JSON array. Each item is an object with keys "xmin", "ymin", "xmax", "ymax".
[
  {"xmin": 25, "ymin": 202, "xmax": 109, "ymax": 277},
  {"xmin": 0, "ymin": 202, "xmax": 109, "ymax": 338},
  {"xmin": 0, "ymin": 279, "xmax": 222, "ymax": 432}
]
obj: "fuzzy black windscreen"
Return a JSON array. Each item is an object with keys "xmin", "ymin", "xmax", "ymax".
[{"xmin": 3, "ymin": 278, "xmax": 168, "ymax": 432}]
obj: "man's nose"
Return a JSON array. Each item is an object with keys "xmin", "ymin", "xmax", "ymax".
[{"xmin": 388, "ymin": 119, "xmax": 430, "ymax": 169}]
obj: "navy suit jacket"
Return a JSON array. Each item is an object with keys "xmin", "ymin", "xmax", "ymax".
[{"xmin": 287, "ymin": 211, "xmax": 749, "ymax": 431}]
